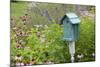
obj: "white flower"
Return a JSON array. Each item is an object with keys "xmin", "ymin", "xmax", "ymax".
[
  {"xmin": 46, "ymin": 45, "xmax": 48, "ymax": 48},
  {"xmin": 15, "ymin": 56, "xmax": 18, "ymax": 60},
  {"xmin": 20, "ymin": 63, "xmax": 24, "ymax": 66},
  {"xmin": 24, "ymin": 47, "xmax": 30, "ymax": 51},
  {"xmin": 44, "ymin": 25, "xmax": 48, "ymax": 28},
  {"xmin": 77, "ymin": 54, "xmax": 84, "ymax": 59},
  {"xmin": 16, "ymin": 62, "xmax": 21, "ymax": 67},
  {"xmin": 26, "ymin": 64, "xmax": 29, "ymax": 66},
  {"xmin": 48, "ymin": 61, "xmax": 54, "ymax": 64},
  {"xmin": 34, "ymin": 25, "xmax": 40, "ymax": 28},
  {"xmin": 12, "ymin": 27, "xmax": 17, "ymax": 30},
  {"xmin": 15, "ymin": 56, "xmax": 22, "ymax": 61},
  {"xmin": 44, "ymin": 61, "xmax": 54, "ymax": 64},
  {"xmin": 36, "ymin": 25, "xmax": 40, "ymax": 28},
  {"xmin": 29, "ymin": 62, "xmax": 33, "ymax": 65},
  {"xmin": 92, "ymin": 53, "xmax": 95, "ymax": 57},
  {"xmin": 37, "ymin": 32, "xmax": 41, "ymax": 37},
  {"xmin": 14, "ymin": 34, "xmax": 17, "ymax": 37},
  {"xmin": 39, "ymin": 25, "xmax": 43, "ymax": 27},
  {"xmin": 18, "ymin": 56, "xmax": 22, "ymax": 60},
  {"xmin": 40, "ymin": 37, "xmax": 45, "ymax": 43},
  {"xmin": 19, "ymin": 40, "xmax": 23, "ymax": 43}
]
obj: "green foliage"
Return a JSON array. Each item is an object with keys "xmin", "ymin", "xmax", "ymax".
[
  {"xmin": 75, "ymin": 17, "xmax": 95, "ymax": 62},
  {"xmin": 11, "ymin": 2, "xmax": 95, "ymax": 66},
  {"xmin": 11, "ymin": 17, "xmax": 95, "ymax": 65}
]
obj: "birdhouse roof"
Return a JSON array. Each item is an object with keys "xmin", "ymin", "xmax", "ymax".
[
  {"xmin": 60, "ymin": 13, "xmax": 80, "ymax": 24},
  {"xmin": 66, "ymin": 13, "xmax": 78, "ymax": 19}
]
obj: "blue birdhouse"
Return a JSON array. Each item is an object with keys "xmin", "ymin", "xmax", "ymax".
[{"xmin": 60, "ymin": 13, "xmax": 80, "ymax": 41}]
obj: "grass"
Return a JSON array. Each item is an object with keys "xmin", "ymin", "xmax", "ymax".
[{"xmin": 11, "ymin": 2, "xmax": 27, "ymax": 23}]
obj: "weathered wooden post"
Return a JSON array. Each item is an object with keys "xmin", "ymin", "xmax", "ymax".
[{"xmin": 60, "ymin": 13, "xmax": 80, "ymax": 62}]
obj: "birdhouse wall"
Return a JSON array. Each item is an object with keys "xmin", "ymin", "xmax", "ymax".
[
  {"xmin": 63, "ymin": 19, "xmax": 74, "ymax": 41},
  {"xmin": 73, "ymin": 24, "xmax": 79, "ymax": 40}
]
